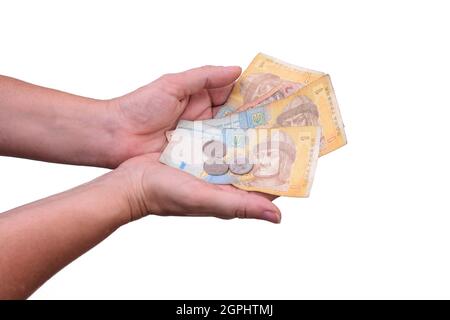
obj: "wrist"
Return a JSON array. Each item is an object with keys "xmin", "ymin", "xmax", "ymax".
[
  {"xmin": 104, "ymin": 154, "xmax": 160, "ymax": 222},
  {"xmin": 59, "ymin": 97, "xmax": 127, "ymax": 169},
  {"xmin": 88, "ymin": 168, "xmax": 138, "ymax": 227},
  {"xmin": 96, "ymin": 98, "xmax": 133, "ymax": 169}
]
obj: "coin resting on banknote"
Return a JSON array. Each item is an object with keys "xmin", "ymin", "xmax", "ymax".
[
  {"xmin": 160, "ymin": 53, "xmax": 346, "ymax": 197},
  {"xmin": 202, "ymin": 140, "xmax": 229, "ymax": 176},
  {"xmin": 202, "ymin": 140, "xmax": 254, "ymax": 176},
  {"xmin": 160, "ymin": 126, "xmax": 321, "ymax": 197}
]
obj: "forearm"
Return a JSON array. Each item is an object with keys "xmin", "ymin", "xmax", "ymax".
[
  {"xmin": 0, "ymin": 76, "xmax": 121, "ymax": 168},
  {"xmin": 0, "ymin": 171, "xmax": 130, "ymax": 299}
]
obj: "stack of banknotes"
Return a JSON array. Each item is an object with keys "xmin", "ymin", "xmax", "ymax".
[{"xmin": 160, "ymin": 53, "xmax": 346, "ymax": 197}]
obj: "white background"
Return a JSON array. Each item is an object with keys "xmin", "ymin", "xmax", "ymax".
[{"xmin": 1, "ymin": 0, "xmax": 449, "ymax": 299}]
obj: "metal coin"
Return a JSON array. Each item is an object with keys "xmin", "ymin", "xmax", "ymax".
[
  {"xmin": 229, "ymin": 162, "xmax": 254, "ymax": 175},
  {"xmin": 202, "ymin": 140, "xmax": 227, "ymax": 158},
  {"xmin": 203, "ymin": 162, "xmax": 229, "ymax": 176}
]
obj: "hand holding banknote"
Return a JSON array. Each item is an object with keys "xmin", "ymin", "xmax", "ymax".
[
  {"xmin": 108, "ymin": 65, "xmax": 281, "ymax": 223},
  {"xmin": 0, "ymin": 56, "xmax": 345, "ymax": 299},
  {"xmin": 0, "ymin": 66, "xmax": 283, "ymax": 299}
]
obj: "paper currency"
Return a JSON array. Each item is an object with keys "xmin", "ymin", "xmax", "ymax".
[
  {"xmin": 213, "ymin": 53, "xmax": 346, "ymax": 156},
  {"xmin": 159, "ymin": 125, "xmax": 321, "ymax": 197},
  {"xmin": 160, "ymin": 54, "xmax": 346, "ymax": 197}
]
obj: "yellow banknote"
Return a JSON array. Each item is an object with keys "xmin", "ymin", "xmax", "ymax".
[
  {"xmin": 214, "ymin": 53, "xmax": 346, "ymax": 156},
  {"xmin": 160, "ymin": 125, "xmax": 321, "ymax": 197},
  {"xmin": 215, "ymin": 53, "xmax": 324, "ymax": 117},
  {"xmin": 233, "ymin": 126, "xmax": 321, "ymax": 197},
  {"xmin": 180, "ymin": 75, "xmax": 345, "ymax": 156}
]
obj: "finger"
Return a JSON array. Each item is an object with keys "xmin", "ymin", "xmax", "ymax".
[
  {"xmin": 182, "ymin": 105, "xmax": 212, "ymax": 120},
  {"xmin": 216, "ymin": 185, "xmax": 278, "ymax": 202},
  {"xmin": 195, "ymin": 108, "xmax": 213, "ymax": 120},
  {"xmin": 196, "ymin": 186, "xmax": 281, "ymax": 223},
  {"xmin": 208, "ymin": 83, "xmax": 235, "ymax": 106},
  {"xmin": 180, "ymin": 90, "xmax": 213, "ymax": 120},
  {"xmin": 161, "ymin": 66, "xmax": 241, "ymax": 98}
]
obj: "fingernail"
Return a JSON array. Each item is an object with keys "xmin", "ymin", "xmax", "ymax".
[{"xmin": 262, "ymin": 211, "xmax": 281, "ymax": 224}]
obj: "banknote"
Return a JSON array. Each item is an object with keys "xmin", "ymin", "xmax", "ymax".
[
  {"xmin": 178, "ymin": 75, "xmax": 344, "ymax": 156},
  {"xmin": 212, "ymin": 53, "xmax": 346, "ymax": 156},
  {"xmin": 215, "ymin": 53, "xmax": 325, "ymax": 118},
  {"xmin": 159, "ymin": 125, "xmax": 321, "ymax": 197}
]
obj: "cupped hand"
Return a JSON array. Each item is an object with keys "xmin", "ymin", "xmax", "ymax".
[
  {"xmin": 105, "ymin": 65, "xmax": 281, "ymax": 223},
  {"xmin": 113, "ymin": 153, "xmax": 281, "ymax": 224},
  {"xmin": 108, "ymin": 66, "xmax": 241, "ymax": 166}
]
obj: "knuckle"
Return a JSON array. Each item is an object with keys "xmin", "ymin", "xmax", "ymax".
[
  {"xmin": 157, "ymin": 73, "xmax": 178, "ymax": 88},
  {"xmin": 158, "ymin": 73, "xmax": 183, "ymax": 96},
  {"xmin": 233, "ymin": 195, "xmax": 249, "ymax": 219}
]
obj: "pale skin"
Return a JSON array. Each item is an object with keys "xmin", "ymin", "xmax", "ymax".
[{"xmin": 0, "ymin": 66, "xmax": 281, "ymax": 299}]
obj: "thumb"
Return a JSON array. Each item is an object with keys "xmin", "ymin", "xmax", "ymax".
[
  {"xmin": 160, "ymin": 65, "xmax": 241, "ymax": 98},
  {"xmin": 197, "ymin": 187, "xmax": 281, "ymax": 224}
]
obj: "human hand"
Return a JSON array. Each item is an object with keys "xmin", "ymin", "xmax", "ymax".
[
  {"xmin": 111, "ymin": 153, "xmax": 281, "ymax": 224},
  {"xmin": 107, "ymin": 66, "xmax": 241, "ymax": 167},
  {"xmin": 106, "ymin": 66, "xmax": 281, "ymax": 223}
]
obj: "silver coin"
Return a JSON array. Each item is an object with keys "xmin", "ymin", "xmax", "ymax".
[
  {"xmin": 203, "ymin": 162, "xmax": 229, "ymax": 176},
  {"xmin": 229, "ymin": 162, "xmax": 254, "ymax": 175},
  {"xmin": 202, "ymin": 140, "xmax": 227, "ymax": 158}
]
